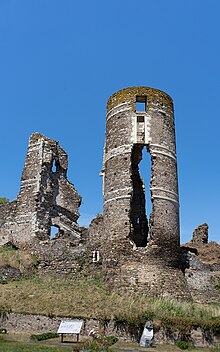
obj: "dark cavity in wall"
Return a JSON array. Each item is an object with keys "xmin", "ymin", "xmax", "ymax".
[{"xmin": 130, "ymin": 145, "xmax": 152, "ymax": 247}]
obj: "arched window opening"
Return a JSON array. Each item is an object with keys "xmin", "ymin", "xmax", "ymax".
[
  {"xmin": 130, "ymin": 145, "xmax": 152, "ymax": 247},
  {"xmin": 52, "ymin": 160, "xmax": 57, "ymax": 173}
]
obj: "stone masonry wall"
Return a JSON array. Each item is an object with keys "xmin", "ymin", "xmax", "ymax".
[
  {"xmin": 0, "ymin": 133, "xmax": 82, "ymax": 247},
  {"xmin": 192, "ymin": 223, "xmax": 209, "ymax": 244},
  {"xmin": 1, "ymin": 313, "xmax": 219, "ymax": 347}
]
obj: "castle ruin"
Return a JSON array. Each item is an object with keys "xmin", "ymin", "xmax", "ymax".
[
  {"xmin": 0, "ymin": 86, "xmax": 219, "ymax": 302},
  {"xmin": 0, "ymin": 133, "xmax": 81, "ymax": 246}
]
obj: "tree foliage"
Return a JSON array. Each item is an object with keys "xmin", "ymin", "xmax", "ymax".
[{"xmin": 0, "ymin": 197, "xmax": 9, "ymax": 205}]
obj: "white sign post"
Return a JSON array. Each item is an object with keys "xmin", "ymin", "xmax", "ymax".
[{"xmin": 57, "ymin": 320, "xmax": 84, "ymax": 343}]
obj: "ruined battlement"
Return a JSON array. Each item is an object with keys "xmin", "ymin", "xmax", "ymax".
[{"xmin": 0, "ymin": 133, "xmax": 81, "ymax": 246}]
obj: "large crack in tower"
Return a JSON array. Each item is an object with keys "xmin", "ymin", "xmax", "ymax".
[{"xmin": 130, "ymin": 145, "xmax": 148, "ymax": 247}]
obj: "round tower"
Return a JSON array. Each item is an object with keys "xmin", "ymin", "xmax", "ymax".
[{"xmin": 101, "ymin": 87, "xmax": 187, "ymax": 296}]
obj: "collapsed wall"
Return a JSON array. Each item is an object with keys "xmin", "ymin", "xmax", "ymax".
[
  {"xmin": 182, "ymin": 224, "xmax": 220, "ymax": 303},
  {"xmin": 0, "ymin": 133, "xmax": 82, "ymax": 246},
  {"xmin": 101, "ymin": 86, "xmax": 191, "ymax": 299}
]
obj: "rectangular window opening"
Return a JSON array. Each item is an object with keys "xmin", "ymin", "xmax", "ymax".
[
  {"xmin": 136, "ymin": 96, "xmax": 147, "ymax": 112},
  {"xmin": 92, "ymin": 250, "xmax": 100, "ymax": 262},
  {"xmin": 137, "ymin": 115, "xmax": 145, "ymax": 123}
]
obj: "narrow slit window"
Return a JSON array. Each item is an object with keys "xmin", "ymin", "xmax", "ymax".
[
  {"xmin": 92, "ymin": 250, "xmax": 100, "ymax": 262},
  {"xmin": 136, "ymin": 115, "xmax": 145, "ymax": 143},
  {"xmin": 137, "ymin": 115, "xmax": 145, "ymax": 123}
]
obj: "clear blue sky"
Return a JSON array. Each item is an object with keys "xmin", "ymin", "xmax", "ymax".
[{"xmin": 0, "ymin": 0, "xmax": 219, "ymax": 243}]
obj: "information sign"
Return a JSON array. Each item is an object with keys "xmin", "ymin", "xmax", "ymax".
[{"xmin": 57, "ymin": 320, "xmax": 84, "ymax": 342}]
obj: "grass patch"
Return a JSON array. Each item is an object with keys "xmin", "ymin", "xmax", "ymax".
[
  {"xmin": 0, "ymin": 335, "xmax": 217, "ymax": 352},
  {"xmin": 0, "ymin": 277, "xmax": 220, "ymax": 335},
  {"xmin": 113, "ymin": 341, "xmax": 214, "ymax": 351},
  {"xmin": 0, "ymin": 340, "xmax": 73, "ymax": 351},
  {"xmin": 0, "ymin": 247, "xmax": 39, "ymax": 275}
]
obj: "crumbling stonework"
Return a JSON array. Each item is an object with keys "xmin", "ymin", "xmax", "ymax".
[
  {"xmin": 192, "ymin": 223, "xmax": 209, "ymax": 244},
  {"xmin": 0, "ymin": 133, "xmax": 81, "ymax": 246},
  {"xmin": 182, "ymin": 224, "xmax": 220, "ymax": 303}
]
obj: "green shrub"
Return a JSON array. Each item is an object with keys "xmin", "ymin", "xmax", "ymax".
[
  {"xmin": 215, "ymin": 283, "xmax": 220, "ymax": 291},
  {"xmin": 176, "ymin": 341, "xmax": 192, "ymax": 349},
  {"xmin": 0, "ymin": 197, "xmax": 9, "ymax": 205},
  {"xmin": 200, "ymin": 317, "xmax": 220, "ymax": 334},
  {"xmin": 81, "ymin": 340, "xmax": 100, "ymax": 352},
  {"xmin": 106, "ymin": 335, "xmax": 118, "ymax": 345},
  {"xmin": 30, "ymin": 332, "xmax": 59, "ymax": 341}
]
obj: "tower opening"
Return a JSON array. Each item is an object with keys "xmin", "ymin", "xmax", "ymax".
[
  {"xmin": 52, "ymin": 160, "xmax": 57, "ymax": 173},
  {"xmin": 130, "ymin": 145, "xmax": 152, "ymax": 247},
  {"xmin": 136, "ymin": 96, "xmax": 147, "ymax": 112},
  {"xmin": 140, "ymin": 146, "xmax": 152, "ymax": 219},
  {"xmin": 50, "ymin": 225, "xmax": 59, "ymax": 239}
]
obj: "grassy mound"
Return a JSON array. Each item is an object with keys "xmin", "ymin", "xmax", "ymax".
[{"xmin": 0, "ymin": 277, "xmax": 220, "ymax": 334}]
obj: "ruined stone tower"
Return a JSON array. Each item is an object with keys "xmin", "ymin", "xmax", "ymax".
[
  {"xmin": 0, "ymin": 133, "xmax": 81, "ymax": 246},
  {"xmin": 101, "ymin": 87, "xmax": 190, "ymax": 299}
]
